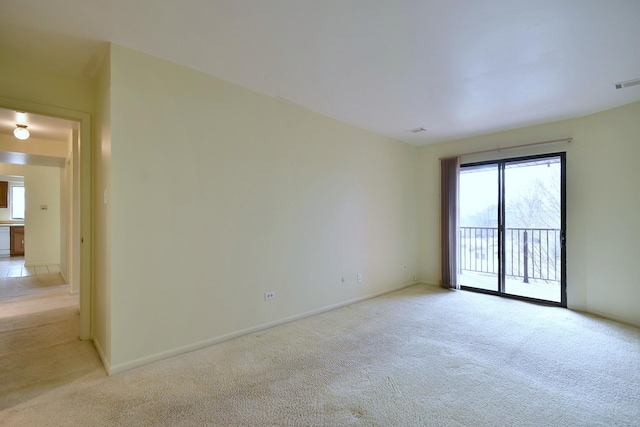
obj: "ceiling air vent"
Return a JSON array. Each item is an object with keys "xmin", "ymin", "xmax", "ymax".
[{"xmin": 614, "ymin": 78, "xmax": 640, "ymax": 89}]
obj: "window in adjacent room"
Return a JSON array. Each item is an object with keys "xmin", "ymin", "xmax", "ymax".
[{"xmin": 10, "ymin": 185, "xmax": 25, "ymax": 220}]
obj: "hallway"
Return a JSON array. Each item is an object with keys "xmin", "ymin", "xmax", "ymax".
[
  {"xmin": 0, "ymin": 273, "xmax": 102, "ymax": 410},
  {"xmin": 0, "ymin": 256, "xmax": 61, "ymax": 279},
  {"xmin": 0, "ymin": 262, "xmax": 68, "ymax": 312}
]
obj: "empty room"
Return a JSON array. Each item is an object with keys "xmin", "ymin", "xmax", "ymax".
[{"xmin": 1, "ymin": 1, "xmax": 639, "ymax": 426}]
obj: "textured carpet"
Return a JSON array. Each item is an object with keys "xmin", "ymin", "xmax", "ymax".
[
  {"xmin": 0, "ymin": 273, "xmax": 67, "ymax": 301},
  {"xmin": 1, "ymin": 284, "xmax": 639, "ymax": 426},
  {"xmin": 0, "ymin": 293, "xmax": 101, "ymax": 411}
]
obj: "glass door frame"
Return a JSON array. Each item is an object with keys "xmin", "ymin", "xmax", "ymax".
[{"xmin": 459, "ymin": 152, "xmax": 567, "ymax": 307}]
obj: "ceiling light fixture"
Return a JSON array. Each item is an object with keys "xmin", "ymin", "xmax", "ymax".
[
  {"xmin": 614, "ymin": 78, "xmax": 640, "ymax": 89},
  {"xmin": 15, "ymin": 111, "xmax": 27, "ymax": 125},
  {"xmin": 14, "ymin": 124, "xmax": 30, "ymax": 140}
]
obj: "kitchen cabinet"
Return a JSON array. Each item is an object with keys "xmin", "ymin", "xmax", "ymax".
[
  {"xmin": 0, "ymin": 182, "xmax": 7, "ymax": 209},
  {"xmin": 10, "ymin": 226, "xmax": 24, "ymax": 256}
]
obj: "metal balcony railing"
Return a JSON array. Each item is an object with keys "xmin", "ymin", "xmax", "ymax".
[{"xmin": 459, "ymin": 227, "xmax": 561, "ymax": 283}]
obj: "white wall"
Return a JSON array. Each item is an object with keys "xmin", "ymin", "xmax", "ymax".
[
  {"xmin": 105, "ymin": 44, "xmax": 418, "ymax": 371},
  {"xmin": 0, "ymin": 164, "xmax": 60, "ymax": 265},
  {"xmin": 70, "ymin": 128, "xmax": 81, "ymax": 294},
  {"xmin": 417, "ymin": 100, "xmax": 640, "ymax": 327},
  {"xmin": 59, "ymin": 133, "xmax": 72, "ymax": 282},
  {"xmin": 0, "ymin": 134, "xmax": 68, "ymax": 159},
  {"xmin": 59, "ymin": 128, "xmax": 81, "ymax": 294},
  {"xmin": 0, "ymin": 50, "xmax": 94, "ymax": 113},
  {"xmin": 24, "ymin": 165, "xmax": 61, "ymax": 266},
  {"xmin": 93, "ymin": 48, "xmax": 112, "ymax": 366},
  {"xmin": 576, "ymin": 103, "xmax": 640, "ymax": 326}
]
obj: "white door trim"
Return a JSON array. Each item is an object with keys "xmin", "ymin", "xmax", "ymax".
[{"xmin": 0, "ymin": 96, "xmax": 92, "ymax": 340}]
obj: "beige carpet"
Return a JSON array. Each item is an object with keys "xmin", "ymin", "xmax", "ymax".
[
  {"xmin": 0, "ymin": 273, "xmax": 67, "ymax": 301},
  {"xmin": 1, "ymin": 284, "xmax": 639, "ymax": 426},
  {"xmin": 0, "ymin": 291, "xmax": 101, "ymax": 412}
]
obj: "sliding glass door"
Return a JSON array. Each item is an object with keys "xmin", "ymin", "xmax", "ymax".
[
  {"xmin": 458, "ymin": 164, "xmax": 499, "ymax": 292},
  {"xmin": 458, "ymin": 153, "xmax": 566, "ymax": 306}
]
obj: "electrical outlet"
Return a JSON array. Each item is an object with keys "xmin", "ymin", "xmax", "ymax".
[
  {"xmin": 357, "ymin": 273, "xmax": 363, "ymax": 283},
  {"xmin": 264, "ymin": 291, "xmax": 275, "ymax": 301}
]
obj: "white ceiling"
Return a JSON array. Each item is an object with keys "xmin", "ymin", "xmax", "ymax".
[
  {"xmin": 1, "ymin": 0, "xmax": 639, "ymax": 145},
  {"xmin": 0, "ymin": 108, "xmax": 76, "ymax": 142}
]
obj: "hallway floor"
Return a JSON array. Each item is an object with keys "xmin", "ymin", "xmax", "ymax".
[
  {"xmin": 0, "ymin": 278, "xmax": 92, "ymax": 411},
  {"xmin": 0, "ymin": 256, "xmax": 60, "ymax": 278}
]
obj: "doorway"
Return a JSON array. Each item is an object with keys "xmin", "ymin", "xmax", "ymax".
[
  {"xmin": 0, "ymin": 98, "xmax": 91, "ymax": 339},
  {"xmin": 458, "ymin": 153, "xmax": 566, "ymax": 306}
]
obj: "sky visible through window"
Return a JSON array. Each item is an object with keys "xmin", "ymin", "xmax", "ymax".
[
  {"xmin": 11, "ymin": 185, "xmax": 25, "ymax": 220},
  {"xmin": 460, "ymin": 158, "xmax": 560, "ymax": 229},
  {"xmin": 458, "ymin": 157, "xmax": 563, "ymax": 300}
]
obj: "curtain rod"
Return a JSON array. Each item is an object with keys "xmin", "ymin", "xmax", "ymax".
[{"xmin": 440, "ymin": 137, "xmax": 573, "ymax": 159}]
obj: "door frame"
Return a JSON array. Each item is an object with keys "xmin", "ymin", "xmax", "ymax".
[
  {"xmin": 0, "ymin": 96, "xmax": 92, "ymax": 339},
  {"xmin": 460, "ymin": 152, "xmax": 567, "ymax": 307}
]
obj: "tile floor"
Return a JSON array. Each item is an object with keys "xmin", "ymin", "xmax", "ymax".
[{"xmin": 0, "ymin": 256, "xmax": 60, "ymax": 278}]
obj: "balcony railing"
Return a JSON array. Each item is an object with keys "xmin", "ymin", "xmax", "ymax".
[{"xmin": 459, "ymin": 227, "xmax": 561, "ymax": 283}]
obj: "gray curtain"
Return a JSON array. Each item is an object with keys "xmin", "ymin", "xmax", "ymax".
[{"xmin": 440, "ymin": 156, "xmax": 460, "ymax": 289}]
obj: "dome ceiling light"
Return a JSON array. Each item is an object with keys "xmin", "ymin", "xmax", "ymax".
[
  {"xmin": 14, "ymin": 111, "xmax": 29, "ymax": 140},
  {"xmin": 14, "ymin": 124, "xmax": 30, "ymax": 140}
]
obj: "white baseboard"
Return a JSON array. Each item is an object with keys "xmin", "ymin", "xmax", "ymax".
[
  {"xmin": 24, "ymin": 260, "xmax": 59, "ymax": 267},
  {"xmin": 92, "ymin": 336, "xmax": 110, "ymax": 375},
  {"xmin": 107, "ymin": 281, "xmax": 419, "ymax": 376},
  {"xmin": 419, "ymin": 280, "xmax": 440, "ymax": 287},
  {"xmin": 570, "ymin": 307, "xmax": 640, "ymax": 329}
]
